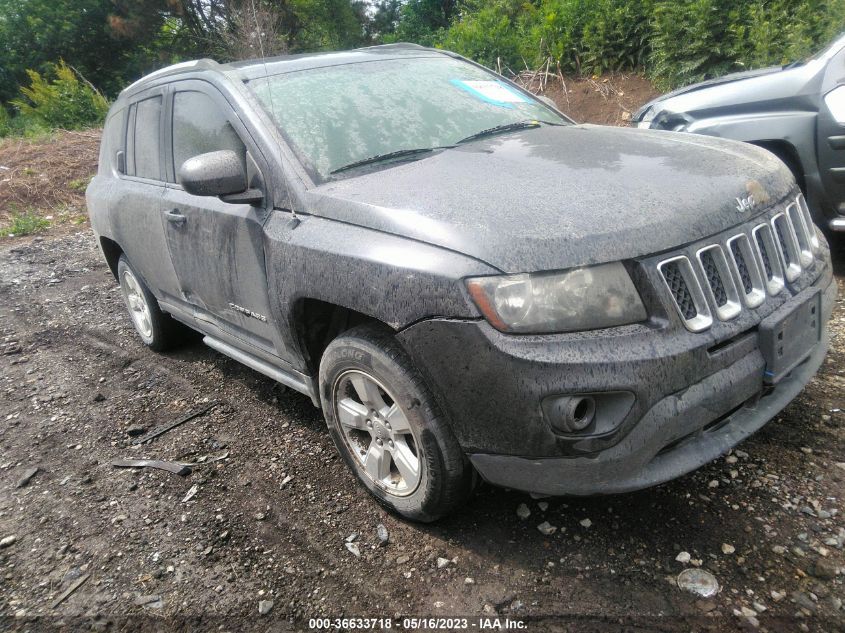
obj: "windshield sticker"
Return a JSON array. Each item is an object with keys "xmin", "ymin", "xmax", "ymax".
[{"xmin": 451, "ymin": 79, "xmax": 530, "ymax": 107}]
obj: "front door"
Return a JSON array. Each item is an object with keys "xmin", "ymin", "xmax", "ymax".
[
  {"xmin": 161, "ymin": 83, "xmax": 278, "ymax": 356},
  {"xmin": 817, "ymin": 42, "xmax": 845, "ymax": 220}
]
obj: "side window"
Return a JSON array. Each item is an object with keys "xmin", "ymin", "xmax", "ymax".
[
  {"xmin": 172, "ymin": 90, "xmax": 246, "ymax": 181},
  {"xmin": 125, "ymin": 96, "xmax": 163, "ymax": 180}
]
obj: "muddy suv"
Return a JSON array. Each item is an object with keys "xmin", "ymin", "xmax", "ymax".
[{"xmin": 87, "ymin": 44, "xmax": 837, "ymax": 521}]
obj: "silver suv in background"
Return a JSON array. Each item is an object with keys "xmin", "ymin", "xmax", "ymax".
[{"xmin": 634, "ymin": 33, "xmax": 845, "ymax": 234}]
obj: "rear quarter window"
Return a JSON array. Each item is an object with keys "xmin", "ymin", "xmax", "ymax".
[
  {"xmin": 126, "ymin": 95, "xmax": 163, "ymax": 180},
  {"xmin": 99, "ymin": 107, "xmax": 125, "ymax": 175}
]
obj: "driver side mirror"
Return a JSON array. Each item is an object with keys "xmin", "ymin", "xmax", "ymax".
[{"xmin": 178, "ymin": 150, "xmax": 263, "ymax": 205}]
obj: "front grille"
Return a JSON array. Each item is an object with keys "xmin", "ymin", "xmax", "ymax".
[
  {"xmin": 657, "ymin": 256, "xmax": 713, "ymax": 332},
  {"xmin": 658, "ymin": 192, "xmax": 818, "ymax": 332},
  {"xmin": 730, "ymin": 240, "xmax": 752, "ymax": 293},
  {"xmin": 773, "ymin": 212, "xmax": 801, "ymax": 282},
  {"xmin": 699, "ymin": 249, "xmax": 727, "ymax": 306},
  {"xmin": 663, "ymin": 260, "xmax": 697, "ymax": 319},
  {"xmin": 755, "ymin": 230, "xmax": 773, "ymax": 279}
]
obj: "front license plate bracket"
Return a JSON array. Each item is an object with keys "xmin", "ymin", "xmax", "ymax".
[{"xmin": 759, "ymin": 288, "xmax": 821, "ymax": 384}]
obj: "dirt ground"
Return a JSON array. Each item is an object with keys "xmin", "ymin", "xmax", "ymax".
[
  {"xmin": 1, "ymin": 76, "xmax": 844, "ymax": 632},
  {"xmin": 0, "ymin": 129, "xmax": 100, "ymax": 230},
  {"xmin": 516, "ymin": 72, "xmax": 660, "ymax": 126}
]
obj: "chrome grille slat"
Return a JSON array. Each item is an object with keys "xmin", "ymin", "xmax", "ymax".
[
  {"xmin": 657, "ymin": 256, "xmax": 712, "ymax": 332},
  {"xmin": 658, "ymin": 194, "xmax": 818, "ymax": 333},
  {"xmin": 786, "ymin": 201, "xmax": 813, "ymax": 267},
  {"xmin": 796, "ymin": 193, "xmax": 820, "ymax": 253},
  {"xmin": 751, "ymin": 223, "xmax": 785, "ymax": 296},
  {"xmin": 695, "ymin": 245, "xmax": 741, "ymax": 321},
  {"xmin": 726, "ymin": 234, "xmax": 766, "ymax": 309},
  {"xmin": 772, "ymin": 212, "xmax": 802, "ymax": 282}
]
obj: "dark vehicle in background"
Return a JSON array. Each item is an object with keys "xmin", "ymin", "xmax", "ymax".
[
  {"xmin": 87, "ymin": 44, "xmax": 836, "ymax": 522},
  {"xmin": 634, "ymin": 33, "xmax": 845, "ymax": 234}
]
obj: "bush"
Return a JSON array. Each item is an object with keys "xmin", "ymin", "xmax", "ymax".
[
  {"xmin": 0, "ymin": 106, "xmax": 11, "ymax": 137},
  {"xmin": 10, "ymin": 61, "xmax": 109, "ymax": 133},
  {"xmin": 436, "ymin": 0, "xmax": 845, "ymax": 88},
  {"xmin": 439, "ymin": 0, "xmax": 530, "ymax": 71},
  {"xmin": 650, "ymin": 0, "xmax": 845, "ymax": 89}
]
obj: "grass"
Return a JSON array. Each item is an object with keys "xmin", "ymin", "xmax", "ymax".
[
  {"xmin": 68, "ymin": 177, "xmax": 91, "ymax": 191},
  {"xmin": 4, "ymin": 210, "xmax": 50, "ymax": 237}
]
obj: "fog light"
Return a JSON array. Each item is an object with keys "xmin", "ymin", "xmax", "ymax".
[
  {"xmin": 542, "ymin": 391, "xmax": 635, "ymax": 437},
  {"xmin": 545, "ymin": 396, "xmax": 596, "ymax": 433}
]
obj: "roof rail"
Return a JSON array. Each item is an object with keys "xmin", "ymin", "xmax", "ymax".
[
  {"xmin": 120, "ymin": 59, "xmax": 221, "ymax": 95},
  {"xmin": 355, "ymin": 42, "xmax": 430, "ymax": 51}
]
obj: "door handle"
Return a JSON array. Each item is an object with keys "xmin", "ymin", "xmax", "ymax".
[{"xmin": 166, "ymin": 208, "xmax": 186, "ymax": 225}]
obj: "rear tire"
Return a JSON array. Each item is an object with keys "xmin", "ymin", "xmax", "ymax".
[
  {"xmin": 319, "ymin": 324, "xmax": 473, "ymax": 522},
  {"xmin": 117, "ymin": 255, "xmax": 182, "ymax": 352}
]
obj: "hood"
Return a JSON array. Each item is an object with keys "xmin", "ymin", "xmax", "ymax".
[
  {"xmin": 639, "ymin": 66, "xmax": 784, "ymax": 111},
  {"xmin": 306, "ymin": 125, "xmax": 795, "ymax": 273},
  {"xmin": 634, "ymin": 59, "xmax": 826, "ymax": 122}
]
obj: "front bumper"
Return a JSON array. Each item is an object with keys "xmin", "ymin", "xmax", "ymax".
[
  {"xmin": 397, "ymin": 267, "xmax": 836, "ymax": 496},
  {"xmin": 471, "ymin": 328, "xmax": 829, "ymax": 496}
]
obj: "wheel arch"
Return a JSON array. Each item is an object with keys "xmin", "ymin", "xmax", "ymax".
[
  {"xmin": 99, "ymin": 236, "xmax": 124, "ymax": 280},
  {"xmin": 749, "ymin": 139, "xmax": 807, "ymax": 193},
  {"xmin": 686, "ymin": 111, "xmax": 817, "ymax": 194},
  {"xmin": 293, "ymin": 297, "xmax": 395, "ymax": 376}
]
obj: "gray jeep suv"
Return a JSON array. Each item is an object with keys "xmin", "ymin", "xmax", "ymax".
[{"xmin": 87, "ymin": 44, "xmax": 837, "ymax": 521}]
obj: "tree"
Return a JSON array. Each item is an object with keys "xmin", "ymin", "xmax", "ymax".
[
  {"xmin": 391, "ymin": 0, "xmax": 458, "ymax": 45},
  {"xmin": 0, "ymin": 0, "xmax": 138, "ymax": 102}
]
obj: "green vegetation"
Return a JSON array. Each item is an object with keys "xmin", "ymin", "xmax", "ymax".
[
  {"xmin": 68, "ymin": 177, "xmax": 92, "ymax": 192},
  {"xmin": 1, "ymin": 0, "xmax": 843, "ymax": 139},
  {"xmin": 435, "ymin": 0, "xmax": 845, "ymax": 89},
  {"xmin": 11, "ymin": 62, "xmax": 109, "ymax": 135},
  {"xmin": 4, "ymin": 211, "xmax": 51, "ymax": 237}
]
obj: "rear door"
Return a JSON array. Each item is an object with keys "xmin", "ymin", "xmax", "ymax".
[
  {"xmin": 109, "ymin": 88, "xmax": 182, "ymax": 302},
  {"xmin": 161, "ymin": 80, "xmax": 278, "ymax": 355},
  {"xmin": 817, "ymin": 43, "xmax": 845, "ymax": 219}
]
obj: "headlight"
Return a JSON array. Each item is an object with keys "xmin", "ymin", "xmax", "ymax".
[
  {"xmin": 650, "ymin": 110, "xmax": 692, "ymax": 132},
  {"xmin": 465, "ymin": 262, "xmax": 647, "ymax": 334},
  {"xmin": 636, "ymin": 106, "xmax": 656, "ymax": 128}
]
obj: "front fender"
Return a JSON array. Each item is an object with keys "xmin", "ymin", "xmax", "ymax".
[
  {"xmin": 686, "ymin": 111, "xmax": 818, "ymax": 179},
  {"xmin": 262, "ymin": 211, "xmax": 497, "ymax": 371}
]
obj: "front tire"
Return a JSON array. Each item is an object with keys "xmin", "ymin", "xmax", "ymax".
[
  {"xmin": 117, "ymin": 255, "xmax": 181, "ymax": 352},
  {"xmin": 319, "ymin": 325, "xmax": 473, "ymax": 522}
]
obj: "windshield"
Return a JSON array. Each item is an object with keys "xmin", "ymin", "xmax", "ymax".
[{"xmin": 248, "ymin": 56, "xmax": 568, "ymax": 181}]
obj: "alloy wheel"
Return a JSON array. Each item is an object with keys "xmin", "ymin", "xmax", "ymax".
[
  {"xmin": 121, "ymin": 269, "xmax": 153, "ymax": 340},
  {"xmin": 332, "ymin": 369, "xmax": 422, "ymax": 496}
]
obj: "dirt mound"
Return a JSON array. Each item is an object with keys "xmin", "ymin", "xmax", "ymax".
[
  {"xmin": 0, "ymin": 129, "xmax": 100, "ymax": 227},
  {"xmin": 524, "ymin": 72, "xmax": 660, "ymax": 126}
]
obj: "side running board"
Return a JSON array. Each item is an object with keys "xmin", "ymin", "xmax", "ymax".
[{"xmin": 203, "ymin": 336, "xmax": 320, "ymax": 407}]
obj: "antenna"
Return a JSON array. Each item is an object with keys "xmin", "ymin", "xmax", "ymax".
[{"xmin": 248, "ymin": 0, "xmax": 298, "ymax": 223}]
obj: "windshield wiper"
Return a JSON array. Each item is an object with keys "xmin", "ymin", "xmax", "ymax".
[
  {"xmin": 457, "ymin": 119, "xmax": 561, "ymax": 145},
  {"xmin": 330, "ymin": 147, "xmax": 453, "ymax": 174}
]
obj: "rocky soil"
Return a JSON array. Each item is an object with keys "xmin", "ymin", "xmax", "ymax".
[{"xmin": 0, "ymin": 228, "xmax": 843, "ymax": 632}]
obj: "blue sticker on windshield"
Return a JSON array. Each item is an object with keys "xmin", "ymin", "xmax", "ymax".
[{"xmin": 451, "ymin": 79, "xmax": 530, "ymax": 108}]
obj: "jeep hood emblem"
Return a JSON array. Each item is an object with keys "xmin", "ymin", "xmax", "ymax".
[{"xmin": 735, "ymin": 195, "xmax": 756, "ymax": 213}]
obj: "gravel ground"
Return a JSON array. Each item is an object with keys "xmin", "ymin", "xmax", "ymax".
[{"xmin": 0, "ymin": 231, "xmax": 843, "ymax": 632}]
